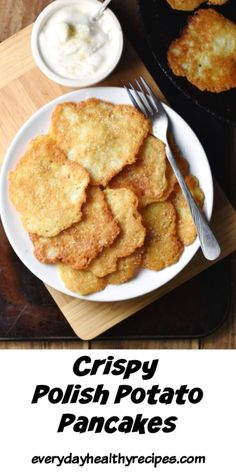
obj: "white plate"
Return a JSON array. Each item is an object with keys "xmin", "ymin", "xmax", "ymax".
[{"xmin": 0, "ymin": 87, "xmax": 213, "ymax": 302}]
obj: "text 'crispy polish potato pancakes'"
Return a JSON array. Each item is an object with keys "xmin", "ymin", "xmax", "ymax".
[
  {"xmin": 31, "ymin": 187, "xmax": 120, "ymax": 269},
  {"xmin": 168, "ymin": 9, "xmax": 236, "ymax": 92},
  {"xmin": 8, "ymin": 135, "xmax": 89, "ymax": 237},
  {"xmin": 50, "ymin": 98, "xmax": 151, "ymax": 186}
]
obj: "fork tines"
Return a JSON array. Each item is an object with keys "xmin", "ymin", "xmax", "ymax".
[{"xmin": 125, "ymin": 76, "xmax": 160, "ymax": 117}]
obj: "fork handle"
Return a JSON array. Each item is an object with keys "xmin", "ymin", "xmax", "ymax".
[{"xmin": 166, "ymin": 144, "xmax": 221, "ymax": 261}]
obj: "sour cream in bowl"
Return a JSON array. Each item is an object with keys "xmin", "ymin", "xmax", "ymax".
[{"xmin": 31, "ymin": 0, "xmax": 123, "ymax": 87}]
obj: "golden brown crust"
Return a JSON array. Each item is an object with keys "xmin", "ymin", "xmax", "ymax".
[
  {"xmin": 107, "ymin": 249, "xmax": 142, "ymax": 285},
  {"xmin": 166, "ymin": 0, "xmax": 228, "ymax": 10},
  {"xmin": 185, "ymin": 175, "xmax": 205, "ymax": 207},
  {"xmin": 50, "ymin": 99, "xmax": 151, "ymax": 185},
  {"xmin": 166, "ymin": 0, "xmax": 205, "ymax": 10},
  {"xmin": 171, "ymin": 175, "xmax": 205, "ymax": 245},
  {"xmin": 167, "ymin": 9, "xmax": 236, "ymax": 92},
  {"xmin": 31, "ymin": 187, "xmax": 120, "ymax": 269},
  {"xmin": 141, "ymin": 202, "xmax": 184, "ymax": 270},
  {"xmin": 8, "ymin": 95, "xmax": 207, "ymax": 295},
  {"xmin": 109, "ymin": 135, "xmax": 167, "ymax": 200},
  {"xmin": 8, "ymin": 135, "xmax": 89, "ymax": 237},
  {"xmin": 208, "ymin": 0, "xmax": 228, "ymax": 4},
  {"xmin": 139, "ymin": 155, "xmax": 189, "ymax": 208},
  {"xmin": 58, "ymin": 264, "xmax": 107, "ymax": 295},
  {"xmin": 89, "ymin": 188, "xmax": 146, "ymax": 277}
]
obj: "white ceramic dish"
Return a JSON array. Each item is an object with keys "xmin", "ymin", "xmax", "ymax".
[
  {"xmin": 31, "ymin": 0, "xmax": 123, "ymax": 87},
  {"xmin": 0, "ymin": 87, "xmax": 213, "ymax": 302}
]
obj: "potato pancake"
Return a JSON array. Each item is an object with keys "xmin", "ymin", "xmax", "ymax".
[
  {"xmin": 166, "ymin": 0, "xmax": 228, "ymax": 10},
  {"xmin": 31, "ymin": 187, "xmax": 120, "ymax": 269},
  {"xmin": 141, "ymin": 202, "xmax": 183, "ymax": 270},
  {"xmin": 166, "ymin": 0, "xmax": 205, "ymax": 10},
  {"xmin": 167, "ymin": 9, "xmax": 236, "ymax": 92},
  {"xmin": 171, "ymin": 175, "xmax": 205, "ymax": 245},
  {"xmin": 50, "ymin": 99, "xmax": 151, "ymax": 185},
  {"xmin": 139, "ymin": 155, "xmax": 189, "ymax": 207},
  {"xmin": 89, "ymin": 188, "xmax": 146, "ymax": 277},
  {"xmin": 58, "ymin": 264, "xmax": 107, "ymax": 295},
  {"xmin": 107, "ymin": 250, "xmax": 142, "ymax": 285},
  {"xmin": 8, "ymin": 135, "xmax": 89, "ymax": 237},
  {"xmin": 109, "ymin": 135, "xmax": 167, "ymax": 200}
]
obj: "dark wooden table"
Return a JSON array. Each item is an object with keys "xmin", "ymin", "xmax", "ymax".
[{"xmin": 0, "ymin": 0, "xmax": 235, "ymax": 349}]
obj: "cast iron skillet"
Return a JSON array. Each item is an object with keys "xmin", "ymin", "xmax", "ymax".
[{"xmin": 138, "ymin": 0, "xmax": 236, "ymax": 126}]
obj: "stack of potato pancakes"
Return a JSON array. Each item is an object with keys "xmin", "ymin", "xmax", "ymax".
[{"xmin": 9, "ymin": 98, "xmax": 204, "ymax": 295}]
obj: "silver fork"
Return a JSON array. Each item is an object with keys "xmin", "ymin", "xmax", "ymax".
[{"xmin": 125, "ymin": 76, "xmax": 221, "ymax": 261}]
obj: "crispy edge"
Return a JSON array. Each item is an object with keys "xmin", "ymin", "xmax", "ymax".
[
  {"xmin": 58, "ymin": 264, "xmax": 107, "ymax": 295},
  {"xmin": 139, "ymin": 155, "xmax": 189, "ymax": 207},
  {"xmin": 141, "ymin": 201, "xmax": 184, "ymax": 270},
  {"xmin": 167, "ymin": 9, "xmax": 236, "ymax": 92},
  {"xmin": 89, "ymin": 188, "xmax": 146, "ymax": 277},
  {"xmin": 107, "ymin": 249, "xmax": 143, "ymax": 285},
  {"xmin": 166, "ymin": 0, "xmax": 228, "ymax": 9},
  {"xmin": 50, "ymin": 99, "xmax": 151, "ymax": 186},
  {"xmin": 109, "ymin": 135, "xmax": 167, "ymax": 200},
  {"xmin": 208, "ymin": 0, "xmax": 228, "ymax": 4},
  {"xmin": 31, "ymin": 187, "xmax": 120, "ymax": 269},
  {"xmin": 171, "ymin": 175, "xmax": 205, "ymax": 245},
  {"xmin": 166, "ymin": 0, "xmax": 204, "ymax": 10},
  {"xmin": 8, "ymin": 135, "xmax": 90, "ymax": 237},
  {"xmin": 59, "ymin": 250, "xmax": 143, "ymax": 295}
]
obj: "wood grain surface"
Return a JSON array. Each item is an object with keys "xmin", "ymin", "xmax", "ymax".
[{"xmin": 0, "ymin": 0, "xmax": 235, "ymax": 349}]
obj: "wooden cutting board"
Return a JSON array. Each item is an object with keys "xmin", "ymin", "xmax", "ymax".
[{"xmin": 0, "ymin": 25, "xmax": 236, "ymax": 340}]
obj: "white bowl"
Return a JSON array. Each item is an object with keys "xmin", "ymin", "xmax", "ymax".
[{"xmin": 31, "ymin": 0, "xmax": 123, "ymax": 87}]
